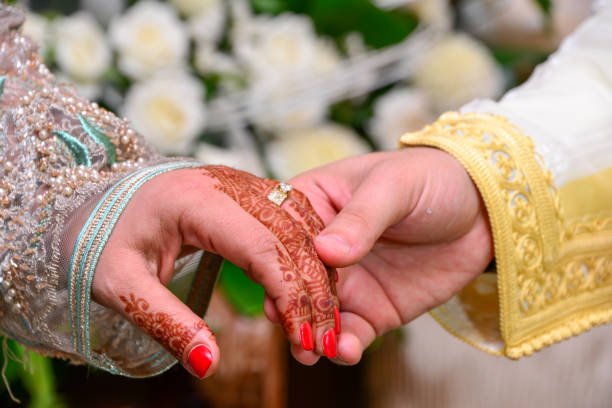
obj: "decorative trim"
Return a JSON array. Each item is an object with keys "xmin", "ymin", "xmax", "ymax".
[
  {"xmin": 68, "ymin": 161, "xmax": 200, "ymax": 371},
  {"xmin": 400, "ymin": 112, "xmax": 612, "ymax": 358}
]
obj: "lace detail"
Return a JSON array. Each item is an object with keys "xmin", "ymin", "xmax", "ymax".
[{"xmin": 401, "ymin": 112, "xmax": 612, "ymax": 358}]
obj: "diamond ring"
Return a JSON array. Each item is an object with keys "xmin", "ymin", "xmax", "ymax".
[{"xmin": 267, "ymin": 182, "xmax": 293, "ymax": 206}]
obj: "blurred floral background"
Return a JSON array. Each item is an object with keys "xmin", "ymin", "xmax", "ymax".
[{"xmin": 1, "ymin": 0, "xmax": 595, "ymax": 406}]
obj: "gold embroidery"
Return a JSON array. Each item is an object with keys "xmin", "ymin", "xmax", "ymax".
[{"xmin": 400, "ymin": 112, "xmax": 612, "ymax": 358}]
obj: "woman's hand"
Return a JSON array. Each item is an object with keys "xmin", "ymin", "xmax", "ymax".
[
  {"xmin": 286, "ymin": 148, "xmax": 494, "ymax": 365},
  {"xmin": 90, "ymin": 166, "xmax": 339, "ymax": 379}
]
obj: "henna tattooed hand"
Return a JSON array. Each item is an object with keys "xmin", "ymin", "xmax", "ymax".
[{"xmin": 90, "ymin": 166, "xmax": 340, "ymax": 379}]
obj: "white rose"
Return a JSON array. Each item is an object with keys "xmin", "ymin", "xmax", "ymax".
[
  {"xmin": 195, "ymin": 143, "xmax": 265, "ymax": 176},
  {"xmin": 109, "ymin": 1, "xmax": 189, "ymax": 79},
  {"xmin": 80, "ymin": 0, "xmax": 125, "ymax": 25},
  {"xmin": 369, "ymin": 88, "xmax": 435, "ymax": 150},
  {"xmin": 23, "ymin": 12, "xmax": 49, "ymax": 53},
  {"xmin": 122, "ymin": 71, "xmax": 207, "ymax": 154},
  {"xmin": 413, "ymin": 33, "xmax": 504, "ymax": 112},
  {"xmin": 233, "ymin": 12, "xmax": 340, "ymax": 132},
  {"xmin": 233, "ymin": 13, "xmax": 340, "ymax": 78},
  {"xmin": 188, "ymin": 0, "xmax": 225, "ymax": 44},
  {"xmin": 266, "ymin": 124, "xmax": 371, "ymax": 179},
  {"xmin": 53, "ymin": 12, "xmax": 111, "ymax": 82}
]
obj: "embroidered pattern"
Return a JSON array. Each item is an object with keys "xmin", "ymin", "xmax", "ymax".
[{"xmin": 401, "ymin": 112, "xmax": 612, "ymax": 358}]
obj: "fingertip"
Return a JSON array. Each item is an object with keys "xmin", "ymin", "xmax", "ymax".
[
  {"xmin": 187, "ymin": 343, "xmax": 215, "ymax": 379},
  {"xmin": 184, "ymin": 327, "xmax": 221, "ymax": 380},
  {"xmin": 315, "ymin": 233, "xmax": 359, "ymax": 267},
  {"xmin": 290, "ymin": 344, "xmax": 321, "ymax": 366},
  {"xmin": 335, "ymin": 333, "xmax": 364, "ymax": 365}
]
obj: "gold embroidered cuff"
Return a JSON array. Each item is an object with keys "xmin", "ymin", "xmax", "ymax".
[{"xmin": 400, "ymin": 112, "xmax": 612, "ymax": 358}]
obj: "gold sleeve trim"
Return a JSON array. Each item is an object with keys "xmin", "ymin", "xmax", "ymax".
[{"xmin": 400, "ymin": 112, "xmax": 612, "ymax": 358}]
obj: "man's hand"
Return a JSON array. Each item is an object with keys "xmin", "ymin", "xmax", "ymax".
[{"xmin": 286, "ymin": 147, "xmax": 494, "ymax": 365}]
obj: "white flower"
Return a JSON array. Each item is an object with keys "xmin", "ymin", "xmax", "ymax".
[
  {"xmin": 232, "ymin": 12, "xmax": 341, "ymax": 132},
  {"xmin": 195, "ymin": 143, "xmax": 265, "ymax": 176},
  {"xmin": 109, "ymin": 1, "xmax": 189, "ymax": 79},
  {"xmin": 266, "ymin": 124, "xmax": 371, "ymax": 179},
  {"xmin": 188, "ymin": 1, "xmax": 225, "ymax": 44},
  {"xmin": 23, "ymin": 12, "xmax": 49, "ymax": 53},
  {"xmin": 369, "ymin": 88, "xmax": 435, "ymax": 150},
  {"xmin": 413, "ymin": 33, "xmax": 504, "ymax": 112},
  {"xmin": 80, "ymin": 0, "xmax": 125, "ymax": 25},
  {"xmin": 53, "ymin": 12, "xmax": 111, "ymax": 82},
  {"xmin": 233, "ymin": 13, "xmax": 339, "ymax": 78},
  {"xmin": 122, "ymin": 71, "xmax": 207, "ymax": 154}
]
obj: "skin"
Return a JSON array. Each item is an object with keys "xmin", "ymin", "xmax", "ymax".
[
  {"xmin": 270, "ymin": 147, "xmax": 495, "ymax": 365},
  {"xmin": 90, "ymin": 166, "xmax": 336, "ymax": 378}
]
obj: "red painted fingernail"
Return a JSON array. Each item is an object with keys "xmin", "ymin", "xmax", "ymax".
[
  {"xmin": 333, "ymin": 306, "xmax": 341, "ymax": 335},
  {"xmin": 300, "ymin": 322, "xmax": 314, "ymax": 351},
  {"xmin": 323, "ymin": 328, "xmax": 337, "ymax": 359},
  {"xmin": 188, "ymin": 344, "xmax": 213, "ymax": 379}
]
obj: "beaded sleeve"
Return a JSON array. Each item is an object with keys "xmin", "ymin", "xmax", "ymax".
[
  {"xmin": 0, "ymin": 7, "xmax": 213, "ymax": 377},
  {"xmin": 400, "ymin": 4, "xmax": 612, "ymax": 358}
]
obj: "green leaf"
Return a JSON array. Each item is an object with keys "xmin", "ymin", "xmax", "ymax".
[
  {"xmin": 218, "ymin": 261, "xmax": 265, "ymax": 316},
  {"xmin": 21, "ymin": 352, "xmax": 65, "ymax": 408},
  {"xmin": 287, "ymin": 0, "xmax": 418, "ymax": 48},
  {"xmin": 251, "ymin": 0, "xmax": 288, "ymax": 14},
  {"xmin": 0, "ymin": 339, "xmax": 65, "ymax": 407},
  {"xmin": 534, "ymin": 0, "xmax": 552, "ymax": 16}
]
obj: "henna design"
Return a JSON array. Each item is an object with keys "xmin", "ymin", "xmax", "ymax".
[
  {"xmin": 119, "ymin": 293, "xmax": 205, "ymax": 360},
  {"xmin": 201, "ymin": 166, "xmax": 337, "ymax": 334}
]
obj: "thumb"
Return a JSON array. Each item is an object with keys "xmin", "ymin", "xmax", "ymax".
[
  {"xmin": 94, "ymin": 256, "xmax": 220, "ymax": 379},
  {"xmin": 315, "ymin": 168, "xmax": 419, "ymax": 267}
]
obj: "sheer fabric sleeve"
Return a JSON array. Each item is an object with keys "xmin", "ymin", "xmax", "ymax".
[
  {"xmin": 399, "ymin": 3, "xmax": 612, "ymax": 358},
  {"xmin": 0, "ymin": 6, "xmax": 216, "ymax": 377}
]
